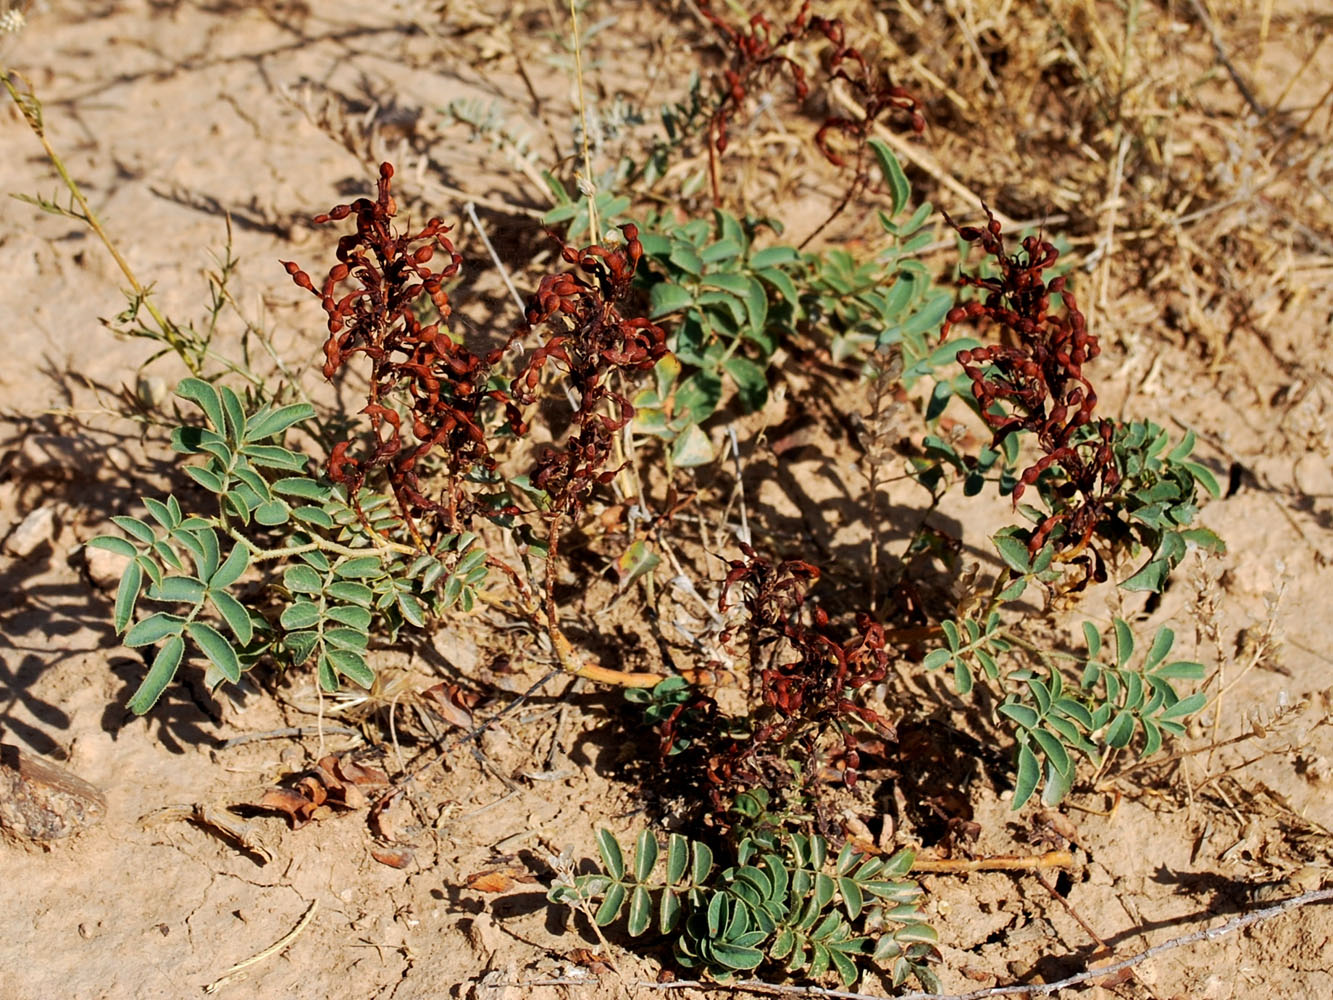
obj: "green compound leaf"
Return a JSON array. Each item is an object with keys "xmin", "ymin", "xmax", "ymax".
[
  {"xmin": 324, "ymin": 627, "xmax": 368, "ymax": 651},
  {"xmin": 627, "ymin": 885, "xmax": 653, "ymax": 937},
  {"xmin": 1121, "ymin": 557, "xmax": 1169, "ymax": 593},
  {"xmin": 660, "ymin": 888, "xmax": 682, "ymax": 934},
  {"xmin": 291, "ymin": 506, "xmax": 336, "ymax": 529},
  {"xmin": 219, "ymin": 386, "xmax": 246, "ymax": 444},
  {"xmin": 1030, "ymin": 726, "xmax": 1072, "ymax": 777},
  {"xmin": 1154, "ymin": 660, "xmax": 1204, "ymax": 680},
  {"xmin": 1113, "ymin": 618, "xmax": 1134, "ymax": 668},
  {"xmin": 335, "ymin": 555, "xmax": 383, "ymax": 579},
  {"xmin": 244, "ymin": 402, "xmax": 315, "ymax": 442},
  {"xmin": 280, "ymin": 601, "xmax": 321, "ymax": 630},
  {"xmin": 992, "ymin": 532, "xmax": 1032, "ymax": 574},
  {"xmin": 675, "ymin": 371, "xmax": 723, "ymax": 426},
  {"xmin": 1142, "ymin": 626, "xmax": 1175, "ymax": 671},
  {"xmin": 666, "ymin": 834, "xmax": 689, "ymax": 884},
  {"xmin": 109, "ymin": 516, "xmax": 156, "ymax": 545},
  {"xmin": 1082, "ymin": 621, "xmax": 1102, "ymax": 658},
  {"xmin": 1161, "ymin": 691, "xmax": 1207, "ymax": 720},
  {"xmin": 595, "ymin": 883, "xmax": 627, "ymax": 927},
  {"xmin": 326, "ymin": 581, "xmax": 374, "ymax": 606},
  {"xmin": 177, "ymin": 525, "xmax": 219, "ymax": 581},
  {"xmin": 710, "ymin": 942, "xmax": 765, "ymax": 971},
  {"xmin": 127, "ymin": 634, "xmax": 186, "ymax": 714},
  {"xmin": 999, "ymin": 702, "xmax": 1040, "ymax": 730},
  {"xmin": 284, "ymin": 564, "xmax": 323, "ymax": 594},
  {"xmin": 147, "ymin": 575, "xmax": 206, "ymax": 604},
  {"xmin": 239, "ymin": 444, "xmax": 308, "ymax": 472},
  {"xmin": 830, "ymin": 948, "xmax": 860, "ymax": 988},
  {"xmin": 254, "ymin": 499, "xmax": 290, "ymax": 527},
  {"xmin": 209, "ymin": 543, "xmax": 250, "ymax": 590},
  {"xmin": 184, "ymin": 465, "xmax": 225, "ymax": 493},
  {"xmin": 325, "ymin": 648, "xmax": 373, "ymax": 688},
  {"xmin": 210, "ymin": 589, "xmax": 253, "ymax": 646},
  {"xmin": 922, "ymin": 648, "xmax": 953, "ymax": 672},
  {"xmin": 394, "ymin": 594, "xmax": 426, "ymax": 626},
  {"xmin": 723, "ymin": 356, "xmax": 768, "ymax": 412},
  {"xmin": 749, "ymin": 245, "xmax": 800, "ymax": 269},
  {"xmin": 650, "ymin": 280, "xmax": 694, "ymax": 318},
  {"xmin": 271, "ymin": 477, "xmax": 334, "ymax": 501},
  {"xmin": 143, "ymin": 497, "xmax": 177, "ymax": 530},
  {"xmin": 869, "ymin": 139, "xmax": 911, "ymax": 217},
  {"xmin": 124, "ymin": 613, "xmax": 187, "ymax": 647},
  {"xmin": 839, "ymin": 877, "xmax": 864, "ymax": 920},
  {"xmin": 113, "ymin": 559, "xmax": 143, "ymax": 633},
  {"xmin": 742, "ymin": 275, "xmax": 768, "ymax": 337},
  {"xmin": 317, "ymin": 654, "xmax": 338, "ymax": 692},
  {"xmin": 176, "ymin": 378, "xmax": 226, "ymax": 434},
  {"xmin": 90, "ymin": 534, "xmax": 137, "ymax": 559},
  {"xmin": 326, "ymin": 605, "xmax": 373, "ymax": 630},
  {"xmin": 596, "ymin": 829, "xmax": 625, "ymax": 880},
  {"xmin": 187, "ymin": 621, "xmax": 240, "ymax": 684},
  {"xmin": 1104, "ymin": 710, "xmax": 1136, "ymax": 748},
  {"xmin": 1013, "ymin": 741, "xmax": 1040, "ymax": 809}
]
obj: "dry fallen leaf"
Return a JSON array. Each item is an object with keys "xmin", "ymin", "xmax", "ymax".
[
  {"xmin": 323, "ymin": 755, "xmax": 389, "ymax": 787},
  {"xmin": 258, "ymin": 787, "xmax": 320, "ymax": 828},
  {"xmin": 369, "ymin": 789, "xmax": 416, "ymax": 843},
  {"xmin": 568, "ymin": 948, "xmax": 614, "ymax": 976},
  {"xmin": 465, "ymin": 867, "xmax": 539, "ymax": 893},
  {"xmin": 371, "ymin": 846, "xmax": 415, "ymax": 869},
  {"xmin": 252, "ymin": 752, "xmax": 392, "ymax": 828},
  {"xmin": 422, "ymin": 682, "xmax": 480, "ymax": 730}
]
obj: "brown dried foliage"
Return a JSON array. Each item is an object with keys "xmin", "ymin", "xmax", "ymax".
[
  {"xmin": 257, "ymin": 753, "xmax": 389, "ymax": 828},
  {"xmin": 660, "ymin": 547, "xmax": 895, "ymax": 810},
  {"xmin": 696, "ymin": 0, "xmax": 924, "ymax": 203},
  {"xmin": 284, "ymin": 164, "xmax": 666, "ymax": 535},
  {"xmin": 941, "ymin": 206, "xmax": 1121, "ymax": 559},
  {"xmin": 283, "ymin": 162, "xmax": 522, "ymax": 531},
  {"xmin": 513, "ymin": 224, "xmax": 668, "ymax": 515}
]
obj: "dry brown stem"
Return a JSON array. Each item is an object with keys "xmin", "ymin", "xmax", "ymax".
[{"xmin": 910, "ymin": 850, "xmax": 1074, "ymax": 874}]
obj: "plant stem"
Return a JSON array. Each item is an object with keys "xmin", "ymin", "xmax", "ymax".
[
  {"xmin": 543, "ymin": 515, "xmax": 661, "ymax": 687},
  {"xmin": 909, "ymin": 850, "xmax": 1074, "ymax": 873},
  {"xmin": 226, "ymin": 528, "xmax": 416, "ymax": 562},
  {"xmin": 2, "ymin": 68, "xmax": 199, "ymax": 375},
  {"xmin": 566, "ymin": 0, "xmax": 599, "ymax": 241}
]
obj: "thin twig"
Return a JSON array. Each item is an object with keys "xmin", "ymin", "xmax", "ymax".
[
  {"xmin": 1185, "ymin": 0, "xmax": 1268, "ymax": 121},
  {"xmin": 1034, "ymin": 870, "xmax": 1159, "ymax": 999},
  {"xmin": 567, "ymin": 0, "xmax": 600, "ymax": 241},
  {"xmin": 828, "ymin": 82, "xmax": 1016, "ymax": 230},
  {"xmin": 465, "ymin": 201, "xmax": 527, "ymax": 314},
  {"xmin": 608, "ymin": 886, "xmax": 1333, "ymax": 999},
  {"xmin": 910, "ymin": 850, "xmax": 1074, "ymax": 874},
  {"xmin": 2, "ymin": 69, "xmax": 197, "ymax": 372},
  {"xmin": 215, "ymin": 726, "xmax": 360, "ymax": 750},
  {"xmin": 726, "ymin": 426, "xmax": 751, "ymax": 547},
  {"xmin": 394, "ymin": 668, "xmax": 563, "ymax": 786},
  {"xmin": 203, "ymin": 899, "xmax": 319, "ymax": 994}
]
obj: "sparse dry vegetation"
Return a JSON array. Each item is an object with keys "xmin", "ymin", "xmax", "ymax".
[{"xmin": 1, "ymin": 1, "xmax": 1331, "ymax": 996}]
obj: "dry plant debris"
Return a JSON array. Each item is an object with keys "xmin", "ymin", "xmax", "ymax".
[{"xmin": 0, "ymin": 0, "xmax": 1330, "ymax": 996}]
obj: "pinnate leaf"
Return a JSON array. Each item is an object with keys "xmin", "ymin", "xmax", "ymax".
[{"xmin": 127, "ymin": 634, "xmax": 185, "ymax": 714}]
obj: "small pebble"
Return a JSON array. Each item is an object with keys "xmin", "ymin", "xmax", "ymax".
[
  {"xmin": 84, "ymin": 540, "xmax": 131, "ymax": 589},
  {"xmin": 4, "ymin": 506, "xmax": 57, "ymax": 558}
]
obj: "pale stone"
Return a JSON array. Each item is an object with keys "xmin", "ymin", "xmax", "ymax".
[
  {"xmin": 0, "ymin": 744, "xmax": 107, "ymax": 842},
  {"xmin": 84, "ymin": 540, "xmax": 132, "ymax": 588},
  {"xmin": 4, "ymin": 506, "xmax": 57, "ymax": 558}
]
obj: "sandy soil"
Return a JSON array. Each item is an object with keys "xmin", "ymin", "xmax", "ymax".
[{"xmin": 1, "ymin": 2, "xmax": 1331, "ymax": 999}]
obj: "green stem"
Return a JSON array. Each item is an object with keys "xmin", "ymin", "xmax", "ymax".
[
  {"xmin": 2, "ymin": 69, "xmax": 200, "ymax": 375},
  {"xmin": 227, "ymin": 528, "xmax": 416, "ymax": 563}
]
